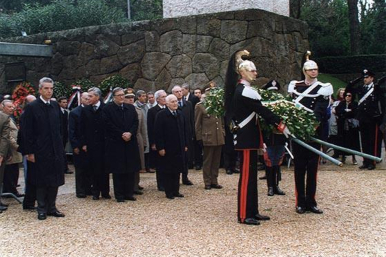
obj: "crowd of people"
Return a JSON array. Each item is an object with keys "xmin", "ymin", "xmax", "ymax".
[{"xmin": 0, "ymin": 50, "xmax": 384, "ymax": 225}]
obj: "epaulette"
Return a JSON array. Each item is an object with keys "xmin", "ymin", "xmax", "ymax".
[
  {"xmin": 288, "ymin": 80, "xmax": 304, "ymax": 93},
  {"xmin": 242, "ymin": 86, "xmax": 261, "ymax": 100},
  {"xmin": 316, "ymin": 82, "xmax": 333, "ymax": 96}
]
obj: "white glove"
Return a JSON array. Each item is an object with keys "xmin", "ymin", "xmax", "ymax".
[{"xmin": 282, "ymin": 126, "xmax": 293, "ymax": 138}]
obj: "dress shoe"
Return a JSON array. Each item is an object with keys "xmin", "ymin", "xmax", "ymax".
[
  {"xmin": 47, "ymin": 210, "xmax": 65, "ymax": 217},
  {"xmin": 274, "ymin": 187, "xmax": 286, "ymax": 195},
  {"xmin": 102, "ymin": 194, "xmax": 111, "ymax": 199},
  {"xmin": 195, "ymin": 165, "xmax": 202, "ymax": 170},
  {"xmin": 296, "ymin": 206, "xmax": 306, "ymax": 214},
  {"xmin": 255, "ymin": 213, "xmax": 270, "ymax": 220},
  {"xmin": 174, "ymin": 193, "xmax": 184, "ymax": 197},
  {"xmin": 259, "ymin": 175, "xmax": 267, "ymax": 180},
  {"xmin": 134, "ymin": 190, "xmax": 143, "ymax": 195},
  {"xmin": 367, "ymin": 165, "xmax": 375, "ymax": 170},
  {"xmin": 38, "ymin": 213, "xmax": 47, "ymax": 220},
  {"xmin": 0, "ymin": 202, "xmax": 9, "ymax": 207},
  {"xmin": 210, "ymin": 184, "xmax": 223, "ymax": 189},
  {"xmin": 226, "ymin": 169, "xmax": 233, "ymax": 175},
  {"xmin": 139, "ymin": 169, "xmax": 147, "ymax": 173},
  {"xmin": 166, "ymin": 195, "xmax": 175, "ymax": 199},
  {"xmin": 182, "ymin": 180, "xmax": 193, "ymax": 186},
  {"xmin": 158, "ymin": 187, "xmax": 165, "ymax": 192},
  {"xmin": 0, "ymin": 205, "xmax": 7, "ymax": 211},
  {"xmin": 64, "ymin": 170, "xmax": 73, "ymax": 174},
  {"xmin": 124, "ymin": 196, "xmax": 137, "ymax": 201},
  {"xmin": 352, "ymin": 158, "xmax": 358, "ymax": 165},
  {"xmin": 92, "ymin": 196, "xmax": 99, "ymax": 200},
  {"xmin": 205, "ymin": 185, "xmax": 211, "ymax": 190},
  {"xmin": 138, "ymin": 185, "xmax": 144, "ymax": 190},
  {"xmin": 148, "ymin": 168, "xmax": 156, "ymax": 173},
  {"xmin": 240, "ymin": 218, "xmax": 260, "ymax": 225},
  {"xmin": 307, "ymin": 206, "xmax": 323, "ymax": 214},
  {"xmin": 116, "ymin": 199, "xmax": 125, "ymax": 203},
  {"xmin": 76, "ymin": 194, "xmax": 87, "ymax": 198},
  {"xmin": 359, "ymin": 164, "xmax": 368, "ymax": 169},
  {"xmin": 267, "ymin": 187, "xmax": 274, "ymax": 196}
]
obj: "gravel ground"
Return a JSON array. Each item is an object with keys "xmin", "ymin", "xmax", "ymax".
[{"xmin": 1, "ymin": 157, "xmax": 385, "ymax": 257}]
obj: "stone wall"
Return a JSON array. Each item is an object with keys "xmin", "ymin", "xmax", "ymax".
[
  {"xmin": 163, "ymin": 0, "xmax": 289, "ymax": 18},
  {"xmin": 0, "ymin": 9, "xmax": 308, "ymax": 94}
]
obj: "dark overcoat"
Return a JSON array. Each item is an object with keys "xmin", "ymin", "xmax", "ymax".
[
  {"xmin": 22, "ymin": 98, "xmax": 65, "ymax": 187},
  {"xmin": 80, "ymin": 102, "xmax": 105, "ymax": 172},
  {"xmin": 103, "ymin": 102, "xmax": 140, "ymax": 174},
  {"xmin": 147, "ymin": 104, "xmax": 162, "ymax": 146},
  {"xmin": 155, "ymin": 109, "xmax": 188, "ymax": 174},
  {"xmin": 69, "ymin": 105, "xmax": 88, "ymax": 169}
]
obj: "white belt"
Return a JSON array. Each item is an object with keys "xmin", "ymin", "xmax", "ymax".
[{"xmin": 238, "ymin": 112, "xmax": 256, "ymax": 129}]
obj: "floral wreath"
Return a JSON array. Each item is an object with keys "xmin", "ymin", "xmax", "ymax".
[{"xmin": 12, "ymin": 82, "xmax": 36, "ymax": 122}]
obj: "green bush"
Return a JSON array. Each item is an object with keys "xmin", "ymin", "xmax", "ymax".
[
  {"xmin": 0, "ymin": 0, "xmax": 126, "ymax": 38},
  {"xmin": 99, "ymin": 75, "xmax": 131, "ymax": 95},
  {"xmin": 315, "ymin": 55, "xmax": 386, "ymax": 74}
]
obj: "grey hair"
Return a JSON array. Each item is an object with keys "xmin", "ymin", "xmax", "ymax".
[
  {"xmin": 165, "ymin": 94, "xmax": 177, "ymax": 103},
  {"xmin": 1, "ymin": 99, "xmax": 13, "ymax": 107},
  {"xmin": 113, "ymin": 87, "xmax": 124, "ymax": 96},
  {"xmin": 39, "ymin": 77, "xmax": 54, "ymax": 89},
  {"xmin": 154, "ymin": 90, "xmax": 166, "ymax": 100},
  {"xmin": 171, "ymin": 85, "xmax": 181, "ymax": 93},
  {"xmin": 88, "ymin": 87, "xmax": 102, "ymax": 97},
  {"xmin": 136, "ymin": 90, "xmax": 146, "ymax": 98},
  {"xmin": 181, "ymin": 83, "xmax": 190, "ymax": 90}
]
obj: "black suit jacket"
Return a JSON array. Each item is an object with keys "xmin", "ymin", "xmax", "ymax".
[
  {"xmin": 147, "ymin": 105, "xmax": 163, "ymax": 146},
  {"xmin": 69, "ymin": 105, "xmax": 88, "ymax": 168},
  {"xmin": 187, "ymin": 93, "xmax": 200, "ymax": 109},
  {"xmin": 155, "ymin": 109, "xmax": 188, "ymax": 173},
  {"xmin": 178, "ymin": 99, "xmax": 194, "ymax": 140},
  {"xmin": 61, "ymin": 109, "xmax": 69, "ymax": 146}
]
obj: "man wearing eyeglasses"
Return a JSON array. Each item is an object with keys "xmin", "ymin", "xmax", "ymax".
[{"xmin": 102, "ymin": 87, "xmax": 140, "ymax": 202}]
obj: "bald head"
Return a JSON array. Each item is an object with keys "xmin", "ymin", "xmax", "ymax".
[
  {"xmin": 81, "ymin": 92, "xmax": 90, "ymax": 106},
  {"xmin": 25, "ymin": 95, "xmax": 36, "ymax": 103},
  {"xmin": 172, "ymin": 85, "xmax": 183, "ymax": 100},
  {"xmin": 166, "ymin": 94, "xmax": 178, "ymax": 111}
]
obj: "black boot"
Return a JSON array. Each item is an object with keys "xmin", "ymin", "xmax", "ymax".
[
  {"xmin": 273, "ymin": 166, "xmax": 285, "ymax": 195},
  {"xmin": 266, "ymin": 166, "xmax": 274, "ymax": 196}
]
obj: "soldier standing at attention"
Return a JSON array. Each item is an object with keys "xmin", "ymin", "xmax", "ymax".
[
  {"xmin": 288, "ymin": 52, "xmax": 333, "ymax": 215},
  {"xmin": 224, "ymin": 50, "xmax": 292, "ymax": 225}
]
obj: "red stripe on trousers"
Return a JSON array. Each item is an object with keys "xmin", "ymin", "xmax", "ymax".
[{"xmin": 239, "ymin": 149, "xmax": 250, "ymax": 222}]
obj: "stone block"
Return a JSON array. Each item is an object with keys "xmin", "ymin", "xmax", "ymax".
[
  {"xmin": 100, "ymin": 56, "xmax": 123, "ymax": 74},
  {"xmin": 220, "ymin": 20, "xmax": 248, "ymax": 44},
  {"xmin": 141, "ymin": 52, "xmax": 172, "ymax": 80},
  {"xmin": 209, "ymin": 38, "xmax": 230, "ymax": 61},
  {"xmin": 184, "ymin": 73, "xmax": 209, "ymax": 89},
  {"xmin": 196, "ymin": 35, "xmax": 213, "ymax": 53},
  {"xmin": 166, "ymin": 54, "xmax": 192, "ymax": 78},
  {"xmin": 192, "ymin": 53, "xmax": 219, "ymax": 80},
  {"xmin": 160, "ymin": 30, "xmax": 183, "ymax": 56},
  {"xmin": 144, "ymin": 31, "xmax": 160, "ymax": 52},
  {"xmin": 117, "ymin": 40, "xmax": 146, "ymax": 66},
  {"xmin": 122, "ymin": 32, "xmax": 145, "ymax": 46},
  {"xmin": 119, "ymin": 63, "xmax": 142, "ymax": 85},
  {"xmin": 155, "ymin": 69, "xmax": 172, "ymax": 91}
]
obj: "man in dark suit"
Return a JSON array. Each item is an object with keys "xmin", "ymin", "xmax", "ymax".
[
  {"xmin": 103, "ymin": 87, "xmax": 140, "ymax": 202},
  {"xmin": 155, "ymin": 94, "xmax": 188, "ymax": 199},
  {"xmin": 182, "ymin": 83, "xmax": 202, "ymax": 170},
  {"xmin": 80, "ymin": 87, "xmax": 110, "ymax": 200},
  {"xmin": 147, "ymin": 89, "xmax": 167, "ymax": 191},
  {"xmin": 172, "ymin": 85, "xmax": 194, "ymax": 185},
  {"xmin": 58, "ymin": 96, "xmax": 73, "ymax": 175},
  {"xmin": 69, "ymin": 92, "xmax": 91, "ymax": 198},
  {"xmin": 22, "ymin": 77, "xmax": 66, "ymax": 220}
]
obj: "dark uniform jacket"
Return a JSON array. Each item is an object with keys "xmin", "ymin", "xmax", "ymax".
[
  {"xmin": 288, "ymin": 80, "xmax": 333, "ymax": 138},
  {"xmin": 155, "ymin": 109, "xmax": 188, "ymax": 174},
  {"xmin": 231, "ymin": 82, "xmax": 281, "ymax": 150},
  {"xmin": 346, "ymin": 81, "xmax": 384, "ymax": 123},
  {"xmin": 178, "ymin": 99, "xmax": 194, "ymax": 140},
  {"xmin": 22, "ymin": 98, "xmax": 65, "ymax": 187},
  {"xmin": 195, "ymin": 102, "xmax": 225, "ymax": 146},
  {"xmin": 102, "ymin": 102, "xmax": 140, "ymax": 174}
]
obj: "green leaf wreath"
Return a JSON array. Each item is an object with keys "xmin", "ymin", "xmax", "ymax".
[
  {"xmin": 53, "ymin": 81, "xmax": 72, "ymax": 99},
  {"xmin": 203, "ymin": 87, "xmax": 319, "ymax": 140},
  {"xmin": 99, "ymin": 75, "xmax": 131, "ymax": 95}
]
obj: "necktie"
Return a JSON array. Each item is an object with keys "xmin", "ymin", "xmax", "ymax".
[
  {"xmin": 178, "ymin": 101, "xmax": 182, "ymax": 107},
  {"xmin": 93, "ymin": 105, "xmax": 97, "ymax": 112},
  {"xmin": 172, "ymin": 111, "xmax": 177, "ymax": 117}
]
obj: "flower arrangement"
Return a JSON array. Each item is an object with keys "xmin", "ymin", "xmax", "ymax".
[
  {"xmin": 203, "ymin": 87, "xmax": 225, "ymax": 118},
  {"xmin": 11, "ymin": 82, "xmax": 36, "ymax": 123},
  {"xmin": 203, "ymin": 86, "xmax": 319, "ymax": 140},
  {"xmin": 53, "ymin": 81, "xmax": 72, "ymax": 99},
  {"xmin": 99, "ymin": 75, "xmax": 131, "ymax": 95},
  {"xmin": 73, "ymin": 78, "xmax": 95, "ymax": 92}
]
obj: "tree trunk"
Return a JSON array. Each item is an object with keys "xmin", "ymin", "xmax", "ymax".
[
  {"xmin": 290, "ymin": 0, "xmax": 302, "ymax": 19},
  {"xmin": 347, "ymin": 0, "xmax": 361, "ymax": 54}
]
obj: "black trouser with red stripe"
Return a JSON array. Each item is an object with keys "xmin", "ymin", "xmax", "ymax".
[
  {"xmin": 360, "ymin": 120, "xmax": 379, "ymax": 167},
  {"xmin": 237, "ymin": 150, "xmax": 258, "ymax": 223},
  {"xmin": 292, "ymin": 142, "xmax": 320, "ymax": 208}
]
